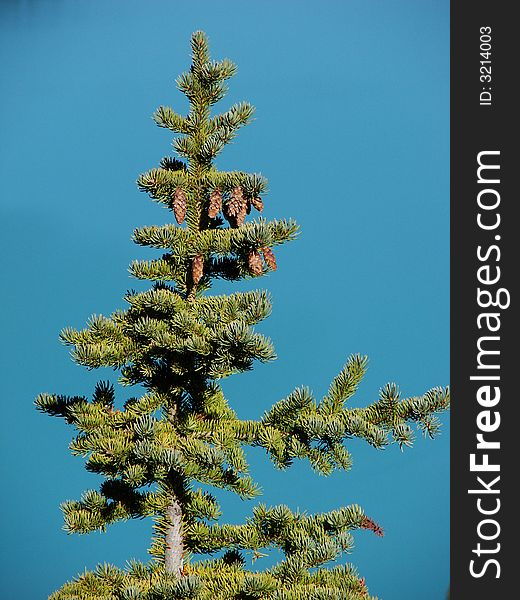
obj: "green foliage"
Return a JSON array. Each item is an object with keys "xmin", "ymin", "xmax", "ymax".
[
  {"xmin": 50, "ymin": 560, "xmax": 372, "ymax": 600},
  {"xmin": 37, "ymin": 31, "xmax": 449, "ymax": 599}
]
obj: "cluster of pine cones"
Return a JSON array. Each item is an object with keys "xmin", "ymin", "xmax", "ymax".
[
  {"xmin": 171, "ymin": 185, "xmax": 263, "ymax": 227},
  {"xmin": 211, "ymin": 186, "xmax": 264, "ymax": 227},
  {"xmin": 170, "ymin": 186, "xmax": 276, "ymax": 284},
  {"xmin": 247, "ymin": 247, "xmax": 276, "ymax": 276},
  {"xmin": 190, "ymin": 246, "xmax": 276, "ymax": 285}
]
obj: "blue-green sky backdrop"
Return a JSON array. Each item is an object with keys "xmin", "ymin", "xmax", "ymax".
[{"xmin": 0, "ymin": 1, "xmax": 449, "ymax": 598}]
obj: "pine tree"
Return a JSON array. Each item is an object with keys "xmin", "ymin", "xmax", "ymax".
[{"xmin": 36, "ymin": 32, "xmax": 449, "ymax": 600}]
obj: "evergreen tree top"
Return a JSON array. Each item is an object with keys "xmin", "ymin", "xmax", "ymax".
[{"xmin": 36, "ymin": 31, "xmax": 449, "ymax": 600}]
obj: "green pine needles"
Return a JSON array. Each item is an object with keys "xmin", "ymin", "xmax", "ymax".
[{"xmin": 36, "ymin": 32, "xmax": 450, "ymax": 600}]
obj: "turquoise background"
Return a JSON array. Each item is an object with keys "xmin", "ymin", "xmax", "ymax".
[{"xmin": 0, "ymin": 1, "xmax": 449, "ymax": 598}]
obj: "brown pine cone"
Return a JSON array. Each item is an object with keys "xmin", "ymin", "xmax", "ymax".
[
  {"xmin": 251, "ymin": 196, "xmax": 264, "ymax": 212},
  {"xmin": 227, "ymin": 186, "xmax": 246, "ymax": 218},
  {"xmin": 261, "ymin": 247, "xmax": 277, "ymax": 271},
  {"xmin": 208, "ymin": 189, "xmax": 222, "ymax": 218},
  {"xmin": 192, "ymin": 254, "xmax": 204, "ymax": 284},
  {"xmin": 173, "ymin": 187, "xmax": 187, "ymax": 224},
  {"xmin": 236, "ymin": 203, "xmax": 248, "ymax": 226},
  {"xmin": 248, "ymin": 251, "xmax": 263, "ymax": 276},
  {"xmin": 360, "ymin": 516, "xmax": 384, "ymax": 537}
]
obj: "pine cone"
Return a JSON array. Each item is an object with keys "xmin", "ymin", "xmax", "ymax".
[
  {"xmin": 248, "ymin": 251, "xmax": 263, "ymax": 276},
  {"xmin": 173, "ymin": 187, "xmax": 187, "ymax": 224},
  {"xmin": 261, "ymin": 247, "xmax": 277, "ymax": 271},
  {"xmin": 208, "ymin": 189, "xmax": 222, "ymax": 218},
  {"xmin": 251, "ymin": 196, "xmax": 264, "ymax": 212},
  {"xmin": 236, "ymin": 203, "xmax": 247, "ymax": 226},
  {"xmin": 360, "ymin": 516, "xmax": 384, "ymax": 537},
  {"xmin": 227, "ymin": 186, "xmax": 246, "ymax": 219},
  {"xmin": 192, "ymin": 254, "xmax": 204, "ymax": 284}
]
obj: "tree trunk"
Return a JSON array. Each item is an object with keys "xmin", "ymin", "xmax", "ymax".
[{"xmin": 164, "ymin": 492, "xmax": 183, "ymax": 576}]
